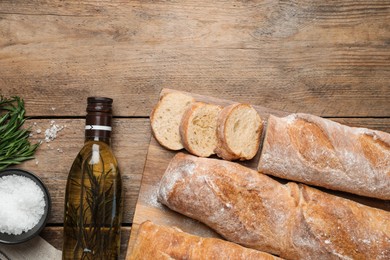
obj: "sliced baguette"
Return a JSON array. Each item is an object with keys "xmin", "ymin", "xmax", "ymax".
[
  {"xmin": 180, "ymin": 102, "xmax": 222, "ymax": 157},
  {"xmin": 215, "ymin": 103, "xmax": 263, "ymax": 160},
  {"xmin": 150, "ymin": 92, "xmax": 195, "ymax": 150}
]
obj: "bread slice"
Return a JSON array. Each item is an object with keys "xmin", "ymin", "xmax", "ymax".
[
  {"xmin": 180, "ymin": 102, "xmax": 222, "ymax": 157},
  {"xmin": 128, "ymin": 220, "xmax": 280, "ymax": 260},
  {"xmin": 150, "ymin": 92, "xmax": 195, "ymax": 150},
  {"xmin": 215, "ymin": 103, "xmax": 263, "ymax": 160}
]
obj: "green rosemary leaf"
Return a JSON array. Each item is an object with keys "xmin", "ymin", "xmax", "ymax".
[
  {"xmin": 0, "ymin": 114, "xmax": 9, "ymax": 125},
  {"xmin": 0, "ymin": 96, "xmax": 40, "ymax": 170}
]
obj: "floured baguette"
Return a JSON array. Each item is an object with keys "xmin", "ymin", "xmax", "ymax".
[
  {"xmin": 258, "ymin": 113, "xmax": 390, "ymax": 200},
  {"xmin": 150, "ymin": 92, "xmax": 195, "ymax": 150},
  {"xmin": 128, "ymin": 220, "xmax": 281, "ymax": 260},
  {"xmin": 215, "ymin": 103, "xmax": 263, "ymax": 160},
  {"xmin": 158, "ymin": 153, "xmax": 390, "ymax": 259},
  {"xmin": 180, "ymin": 102, "xmax": 222, "ymax": 157}
]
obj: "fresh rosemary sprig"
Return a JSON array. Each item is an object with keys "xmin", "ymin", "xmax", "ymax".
[{"xmin": 0, "ymin": 96, "xmax": 40, "ymax": 170}]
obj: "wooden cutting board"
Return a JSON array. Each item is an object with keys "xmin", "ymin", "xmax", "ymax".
[{"xmin": 125, "ymin": 88, "xmax": 389, "ymax": 258}]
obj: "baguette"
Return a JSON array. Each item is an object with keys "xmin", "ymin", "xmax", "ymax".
[
  {"xmin": 215, "ymin": 103, "xmax": 263, "ymax": 160},
  {"xmin": 158, "ymin": 153, "xmax": 390, "ymax": 259},
  {"xmin": 150, "ymin": 92, "xmax": 195, "ymax": 150},
  {"xmin": 128, "ymin": 220, "xmax": 281, "ymax": 260},
  {"xmin": 258, "ymin": 113, "xmax": 390, "ymax": 200},
  {"xmin": 180, "ymin": 102, "xmax": 222, "ymax": 157}
]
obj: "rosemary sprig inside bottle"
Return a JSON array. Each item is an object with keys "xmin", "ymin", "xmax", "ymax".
[
  {"xmin": 0, "ymin": 96, "xmax": 40, "ymax": 170},
  {"xmin": 65, "ymin": 161, "xmax": 117, "ymax": 259}
]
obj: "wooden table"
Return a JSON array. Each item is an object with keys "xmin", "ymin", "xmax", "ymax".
[{"xmin": 1, "ymin": 1, "xmax": 389, "ymax": 259}]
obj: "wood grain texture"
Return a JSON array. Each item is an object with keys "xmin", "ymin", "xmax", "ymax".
[
  {"xmin": 15, "ymin": 118, "xmax": 150, "ymax": 224},
  {"xmin": 1, "ymin": 0, "xmax": 389, "ymax": 117},
  {"xmin": 1, "ymin": 0, "xmax": 389, "ymax": 257},
  {"xmin": 126, "ymin": 89, "xmax": 390, "ymax": 258},
  {"xmin": 40, "ymin": 226, "xmax": 131, "ymax": 260}
]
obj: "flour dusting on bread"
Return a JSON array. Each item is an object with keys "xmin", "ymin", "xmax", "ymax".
[
  {"xmin": 258, "ymin": 113, "xmax": 390, "ymax": 200},
  {"xmin": 158, "ymin": 153, "xmax": 196, "ymax": 205},
  {"xmin": 158, "ymin": 153, "xmax": 390, "ymax": 259}
]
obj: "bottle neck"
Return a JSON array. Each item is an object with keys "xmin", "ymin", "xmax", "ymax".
[
  {"xmin": 85, "ymin": 112, "xmax": 112, "ymax": 146},
  {"xmin": 85, "ymin": 136, "xmax": 111, "ymax": 145}
]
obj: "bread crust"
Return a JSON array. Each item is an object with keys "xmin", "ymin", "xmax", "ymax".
[
  {"xmin": 128, "ymin": 221, "xmax": 281, "ymax": 260},
  {"xmin": 150, "ymin": 92, "xmax": 195, "ymax": 150},
  {"xmin": 215, "ymin": 103, "xmax": 263, "ymax": 161},
  {"xmin": 258, "ymin": 113, "xmax": 390, "ymax": 200},
  {"xmin": 180, "ymin": 102, "xmax": 222, "ymax": 157},
  {"xmin": 158, "ymin": 153, "xmax": 390, "ymax": 259},
  {"xmin": 214, "ymin": 103, "xmax": 239, "ymax": 160}
]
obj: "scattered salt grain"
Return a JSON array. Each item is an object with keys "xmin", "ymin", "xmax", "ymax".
[
  {"xmin": 0, "ymin": 175, "xmax": 46, "ymax": 235},
  {"xmin": 45, "ymin": 121, "xmax": 64, "ymax": 142}
]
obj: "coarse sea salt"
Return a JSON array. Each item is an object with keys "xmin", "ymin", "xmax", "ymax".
[
  {"xmin": 0, "ymin": 175, "xmax": 46, "ymax": 235},
  {"xmin": 44, "ymin": 120, "xmax": 64, "ymax": 142}
]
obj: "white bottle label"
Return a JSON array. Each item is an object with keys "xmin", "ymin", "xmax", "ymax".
[{"xmin": 85, "ymin": 125, "xmax": 112, "ymax": 131}]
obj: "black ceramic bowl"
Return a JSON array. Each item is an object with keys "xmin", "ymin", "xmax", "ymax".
[{"xmin": 0, "ymin": 169, "xmax": 51, "ymax": 244}]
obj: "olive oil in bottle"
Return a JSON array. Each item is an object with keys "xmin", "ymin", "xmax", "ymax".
[{"xmin": 63, "ymin": 97, "xmax": 122, "ymax": 260}]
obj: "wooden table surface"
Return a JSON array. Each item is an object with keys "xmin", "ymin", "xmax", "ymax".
[{"xmin": 1, "ymin": 1, "xmax": 389, "ymax": 258}]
